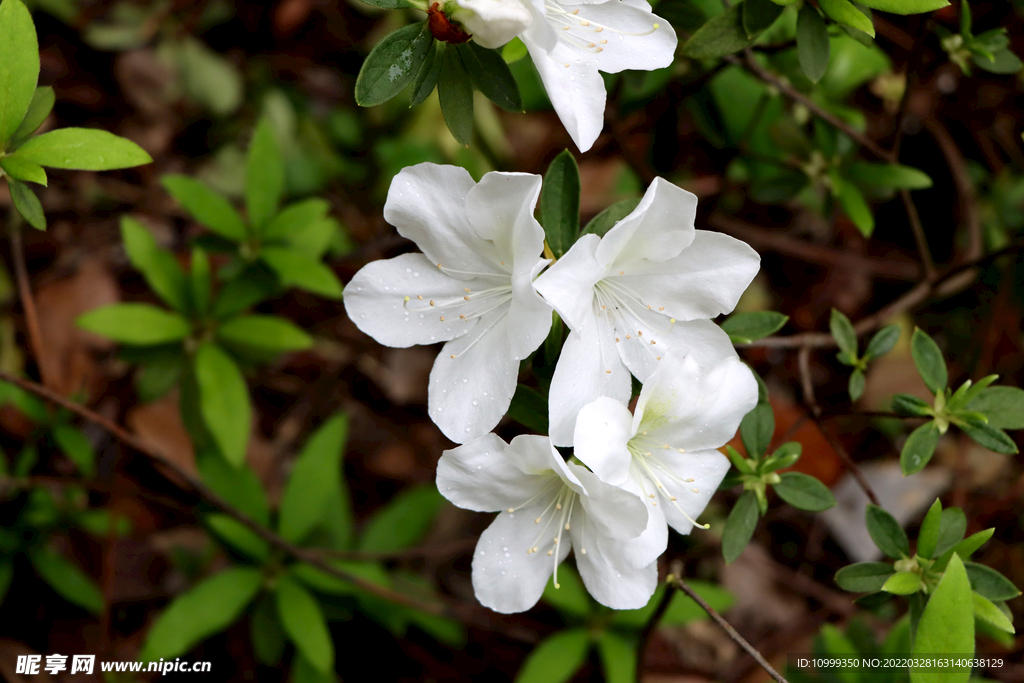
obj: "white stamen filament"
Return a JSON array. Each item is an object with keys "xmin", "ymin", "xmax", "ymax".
[{"xmin": 628, "ymin": 437, "xmax": 711, "ymax": 530}]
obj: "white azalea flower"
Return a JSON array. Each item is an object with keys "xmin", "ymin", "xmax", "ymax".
[
  {"xmin": 533, "ymin": 177, "xmax": 759, "ymax": 446},
  {"xmin": 437, "ymin": 433, "xmax": 656, "ymax": 613},
  {"xmin": 451, "ymin": 0, "xmax": 534, "ymax": 49},
  {"xmin": 519, "ymin": 0, "xmax": 678, "ymax": 152},
  {"xmin": 574, "ymin": 353, "xmax": 758, "ymax": 567},
  {"xmin": 343, "ymin": 163, "xmax": 553, "ymax": 444}
]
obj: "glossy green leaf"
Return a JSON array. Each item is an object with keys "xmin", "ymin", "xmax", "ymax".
[
  {"xmin": 0, "ymin": 155, "xmax": 46, "ymax": 185},
  {"xmin": 29, "ymin": 548, "xmax": 103, "ymax": 614},
  {"xmin": 597, "ymin": 632, "xmax": 636, "ymax": 683},
  {"xmin": 797, "ymin": 5, "xmax": 830, "ymax": 83},
  {"xmin": 77, "ymin": 304, "xmax": 191, "ymax": 345},
  {"xmin": 947, "ymin": 528, "xmax": 994, "ymax": 566},
  {"xmin": 120, "ymin": 216, "xmax": 189, "ymax": 312},
  {"xmin": 52, "ymin": 423, "xmax": 95, "ymax": 477},
  {"xmin": 206, "ymin": 513, "xmax": 269, "ymax": 561},
  {"xmin": 175, "ymin": 36, "xmax": 243, "ymax": 116},
  {"xmin": 891, "ymin": 393, "xmax": 932, "ymax": 417},
  {"xmin": 250, "ymin": 595, "xmax": 286, "ymax": 666},
  {"xmin": 972, "ymin": 48, "xmax": 1023, "ymax": 75},
  {"xmin": 410, "ymin": 40, "xmax": 442, "ymax": 106},
  {"xmin": 276, "ymin": 575, "xmax": 334, "ymax": 674},
  {"xmin": 437, "ymin": 45, "xmax": 474, "ymax": 146},
  {"xmin": 262, "ymin": 198, "xmax": 329, "ymax": 241},
  {"xmin": 162, "ymin": 174, "xmax": 247, "ymax": 241},
  {"xmin": 514, "ymin": 628, "xmax": 590, "ymax": 683},
  {"xmin": 773, "ymin": 472, "xmax": 836, "ymax": 511},
  {"xmin": 683, "ymin": 6, "xmax": 755, "ymax": 59},
  {"xmin": 460, "ymin": 42, "xmax": 522, "ymax": 112},
  {"xmin": 290, "ymin": 559, "xmax": 389, "ymax": 596},
  {"xmin": 0, "ymin": 0, "xmax": 40, "ymax": 147},
  {"xmin": 865, "ymin": 504, "xmax": 909, "ymax": 558},
  {"xmin": 960, "ymin": 419, "xmax": 1018, "ymax": 455},
  {"xmin": 742, "ymin": 0, "xmax": 784, "ymax": 38},
  {"xmin": 972, "ymin": 591, "xmax": 1015, "ymax": 634},
  {"xmin": 358, "ymin": 485, "xmax": 442, "ymax": 553},
  {"xmin": 910, "ymin": 554, "xmax": 972, "ymax": 683},
  {"xmin": 12, "ymin": 128, "xmax": 151, "ymax": 170},
  {"xmin": 217, "ymin": 315, "xmax": 313, "ymax": 355},
  {"xmin": 864, "ymin": 324, "xmax": 901, "ymax": 359},
  {"xmin": 507, "ymin": 384, "xmax": 549, "ymax": 434},
  {"xmin": 965, "ymin": 386, "xmax": 1024, "ymax": 430},
  {"xmin": 845, "ymin": 162, "xmax": 934, "ymax": 190},
  {"xmin": 540, "ymin": 150, "xmax": 581, "ymax": 258},
  {"xmin": 10, "ymin": 86, "xmax": 54, "ymax": 144},
  {"xmin": 849, "ymin": 368, "xmax": 866, "ymax": 401},
  {"xmin": 830, "ymin": 308, "xmax": 858, "ymax": 356},
  {"xmin": 355, "ymin": 22, "xmax": 433, "ymax": 107},
  {"xmin": 882, "ymin": 571, "xmax": 922, "ymax": 595},
  {"xmin": 740, "ymin": 402, "xmax": 774, "ymax": 459},
  {"xmin": 932, "ymin": 507, "xmax": 966, "ymax": 560},
  {"xmin": 760, "ymin": 442, "xmax": 801, "ymax": 472},
  {"xmin": 8, "ymin": 176, "xmax": 45, "ymax": 229},
  {"xmin": 139, "ymin": 567, "xmax": 263, "ymax": 661},
  {"xmin": 196, "ymin": 452, "xmax": 270, "ymax": 525},
  {"xmin": 246, "ymin": 117, "xmax": 284, "ymax": 230},
  {"xmin": 194, "ymin": 342, "xmax": 251, "ymax": 467},
  {"xmin": 278, "ymin": 414, "xmax": 349, "ymax": 545},
  {"xmin": 831, "ymin": 170, "xmax": 874, "ymax": 236},
  {"xmin": 818, "ymin": 0, "xmax": 876, "ymax": 37},
  {"xmin": 723, "ymin": 490, "xmax": 759, "ymax": 564},
  {"xmin": 189, "ymin": 246, "xmax": 211, "ymax": 316},
  {"xmin": 721, "ymin": 311, "xmax": 788, "ymax": 344},
  {"xmin": 910, "ymin": 328, "xmax": 947, "ymax": 395},
  {"xmin": 964, "ymin": 562, "xmax": 1021, "ymax": 602},
  {"xmin": 856, "ymin": 0, "xmax": 949, "ymax": 15},
  {"xmin": 917, "ymin": 499, "xmax": 942, "ymax": 559},
  {"xmin": 835, "ymin": 562, "xmax": 895, "ymax": 592},
  {"xmin": 261, "ymin": 246, "xmax": 343, "ymax": 299},
  {"xmin": 900, "ymin": 422, "xmax": 939, "ymax": 475},
  {"xmin": 502, "ymin": 37, "xmax": 528, "ymax": 64},
  {"xmin": 581, "ymin": 198, "xmax": 641, "ymax": 238}
]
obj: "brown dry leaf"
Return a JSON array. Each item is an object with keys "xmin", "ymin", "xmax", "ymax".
[
  {"xmin": 35, "ymin": 257, "xmax": 119, "ymax": 398},
  {"xmin": 0, "ymin": 640, "xmax": 56, "ymax": 683},
  {"xmin": 127, "ymin": 392, "xmax": 198, "ymax": 480}
]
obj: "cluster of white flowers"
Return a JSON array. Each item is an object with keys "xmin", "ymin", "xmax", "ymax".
[
  {"xmin": 343, "ymin": 162, "xmax": 760, "ymax": 613},
  {"xmin": 446, "ymin": 0, "xmax": 677, "ymax": 152}
]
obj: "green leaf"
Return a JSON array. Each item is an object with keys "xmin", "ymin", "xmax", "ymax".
[
  {"xmin": 29, "ymin": 548, "xmax": 103, "ymax": 614},
  {"xmin": 8, "ymin": 176, "xmax": 45, "ymax": 229},
  {"xmin": 932, "ymin": 507, "xmax": 966, "ymax": 559},
  {"xmin": 972, "ymin": 591, "xmax": 1015, "ymax": 634},
  {"xmin": 513, "ymin": 628, "xmax": 590, "ymax": 683},
  {"xmin": 262, "ymin": 198, "xmax": 329, "ymax": 241},
  {"xmin": 410, "ymin": 40, "xmax": 442, "ymax": 106},
  {"xmin": 11, "ymin": 86, "xmax": 54, "ymax": 144},
  {"xmin": 972, "ymin": 48, "xmax": 1022, "ymax": 75},
  {"xmin": 835, "ymin": 562, "xmax": 895, "ymax": 592},
  {"xmin": 189, "ymin": 246, "xmax": 211, "ymax": 316},
  {"xmin": 217, "ymin": 315, "xmax": 313, "ymax": 356},
  {"xmin": 246, "ymin": 117, "xmax": 285, "ymax": 231},
  {"xmin": 964, "ymin": 562, "xmax": 1021, "ymax": 602},
  {"xmin": 355, "ymin": 22, "xmax": 433, "ymax": 107},
  {"xmin": 175, "ymin": 36, "xmax": 243, "ymax": 117},
  {"xmin": 948, "ymin": 528, "xmax": 994, "ymax": 564},
  {"xmin": 910, "ymin": 554, "xmax": 972, "ymax": 683},
  {"xmin": 597, "ymin": 631, "xmax": 636, "ymax": 683},
  {"xmin": 740, "ymin": 402, "xmax": 774, "ymax": 459},
  {"xmin": 581, "ymin": 198, "xmax": 641, "ymax": 238},
  {"xmin": 796, "ymin": 5, "xmax": 830, "ymax": 83},
  {"xmin": 437, "ymin": 45, "xmax": 474, "ymax": 146},
  {"xmin": 162, "ymin": 175, "xmax": 247, "ymax": 241},
  {"xmin": 52, "ymin": 423, "xmax": 95, "ymax": 477},
  {"xmin": 721, "ymin": 311, "xmax": 788, "ymax": 344},
  {"xmin": 856, "ymin": 0, "xmax": 949, "ymax": 15},
  {"xmin": 502, "ymin": 37, "xmax": 528, "ymax": 64},
  {"xmin": 460, "ymin": 42, "xmax": 522, "ymax": 112},
  {"xmin": 891, "ymin": 393, "xmax": 932, "ymax": 417},
  {"xmin": 196, "ymin": 452, "xmax": 270, "ymax": 526},
  {"xmin": 120, "ymin": 216, "xmax": 189, "ymax": 312},
  {"xmin": 250, "ymin": 595, "xmax": 286, "ymax": 666},
  {"xmin": 683, "ymin": 6, "xmax": 756, "ymax": 60},
  {"xmin": 831, "ymin": 170, "xmax": 874, "ymax": 236},
  {"xmin": 818, "ymin": 0, "xmax": 876, "ymax": 37},
  {"xmin": 849, "ymin": 368, "xmax": 865, "ymax": 401},
  {"xmin": 278, "ymin": 414, "xmax": 349, "ymax": 545},
  {"xmin": 206, "ymin": 513, "xmax": 269, "ymax": 561},
  {"xmin": 357, "ymin": 0, "xmax": 412, "ymax": 8},
  {"xmin": 276, "ymin": 575, "xmax": 334, "ymax": 674},
  {"xmin": 139, "ymin": 567, "xmax": 262, "ymax": 661},
  {"xmin": 900, "ymin": 422, "xmax": 939, "ymax": 475},
  {"xmin": 12, "ymin": 128, "xmax": 151, "ymax": 170},
  {"xmin": 759, "ymin": 442, "xmax": 801, "ymax": 472},
  {"xmin": 845, "ymin": 162, "xmax": 934, "ymax": 190},
  {"xmin": 194, "ymin": 343, "xmax": 251, "ymax": 467},
  {"xmin": 358, "ymin": 485, "xmax": 442, "ymax": 553},
  {"xmin": 829, "ymin": 308, "xmax": 858, "ymax": 356},
  {"xmin": 541, "ymin": 565, "xmax": 590, "ymax": 618},
  {"xmin": 261, "ymin": 246, "xmax": 343, "ymax": 299},
  {"xmin": 611, "ymin": 580, "xmax": 735, "ymax": 629},
  {"xmin": 0, "ymin": 0, "xmax": 40, "ymax": 147},
  {"xmin": 540, "ymin": 150, "xmax": 581, "ymax": 258},
  {"xmin": 742, "ymin": 0, "xmax": 784, "ymax": 38},
  {"xmin": 290, "ymin": 559, "xmax": 389, "ymax": 596},
  {"xmin": 960, "ymin": 420, "xmax": 1018, "ymax": 455},
  {"xmin": 917, "ymin": 499, "xmax": 942, "ymax": 559},
  {"xmin": 965, "ymin": 386, "xmax": 1024, "ymax": 429},
  {"xmin": 882, "ymin": 571, "xmax": 922, "ymax": 595},
  {"xmin": 910, "ymin": 328, "xmax": 947, "ymax": 395},
  {"xmin": 0, "ymin": 155, "xmax": 45, "ymax": 185},
  {"xmin": 77, "ymin": 304, "xmax": 191, "ymax": 345},
  {"xmin": 864, "ymin": 324, "xmax": 901, "ymax": 360},
  {"xmin": 865, "ymin": 504, "xmax": 910, "ymax": 558},
  {"xmin": 507, "ymin": 384, "xmax": 549, "ymax": 434},
  {"xmin": 722, "ymin": 490, "xmax": 759, "ymax": 564},
  {"xmin": 773, "ymin": 472, "xmax": 836, "ymax": 511}
]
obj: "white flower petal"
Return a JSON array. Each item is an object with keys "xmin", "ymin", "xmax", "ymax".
[
  {"xmin": 615, "ymin": 231, "xmax": 760, "ymax": 320},
  {"xmin": 650, "ymin": 448, "xmax": 730, "ymax": 536},
  {"xmin": 547, "ymin": 322, "xmax": 632, "ymax": 447},
  {"xmin": 568, "ymin": 0, "xmax": 677, "ymax": 75},
  {"xmin": 637, "ymin": 354, "xmax": 758, "ymax": 453},
  {"xmin": 506, "ymin": 435, "xmax": 583, "ymax": 493},
  {"xmin": 436, "ymin": 434, "xmax": 548, "ymax": 512},
  {"xmin": 599, "ymin": 478, "xmax": 668, "ymax": 569},
  {"xmin": 574, "ymin": 524, "xmax": 658, "ymax": 609},
  {"xmin": 472, "ymin": 503, "xmax": 571, "ymax": 613},
  {"xmin": 428, "ymin": 313, "xmax": 519, "ymax": 443},
  {"xmin": 573, "ymin": 396, "xmax": 635, "ymax": 486},
  {"xmin": 596, "ymin": 178, "xmax": 697, "ymax": 268},
  {"xmin": 523, "ymin": 38, "xmax": 606, "ymax": 152},
  {"xmin": 533, "ymin": 233, "xmax": 604, "ymax": 331},
  {"xmin": 465, "ymin": 172, "xmax": 545, "ymax": 274},
  {"xmin": 383, "ymin": 164, "xmax": 502, "ymax": 278},
  {"xmin": 508, "ymin": 260, "xmax": 554, "ymax": 360},
  {"xmin": 572, "ymin": 464, "xmax": 647, "ymax": 540},
  {"xmin": 455, "ymin": 0, "xmax": 533, "ymax": 49},
  {"xmin": 342, "ymin": 253, "xmax": 473, "ymax": 348}
]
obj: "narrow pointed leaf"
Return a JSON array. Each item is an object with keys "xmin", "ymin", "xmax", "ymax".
[
  {"xmin": 539, "ymin": 150, "xmax": 581, "ymax": 258},
  {"xmin": 514, "ymin": 628, "xmax": 590, "ymax": 683},
  {"xmin": 355, "ymin": 22, "xmax": 433, "ymax": 107},
  {"xmin": 910, "ymin": 554, "xmax": 972, "ymax": 683},
  {"xmin": 29, "ymin": 548, "xmax": 103, "ymax": 614},
  {"xmin": 882, "ymin": 571, "xmax": 922, "ymax": 595},
  {"xmin": 829, "ymin": 308, "xmax": 858, "ymax": 356},
  {"xmin": 773, "ymin": 472, "xmax": 836, "ymax": 511},
  {"xmin": 194, "ymin": 342, "xmax": 251, "ymax": 467},
  {"xmin": 910, "ymin": 328, "xmax": 947, "ymax": 395},
  {"xmin": 278, "ymin": 414, "xmax": 349, "ymax": 544},
  {"xmin": 972, "ymin": 592, "xmax": 1015, "ymax": 634},
  {"xmin": 835, "ymin": 562, "xmax": 895, "ymax": 592},
  {"xmin": 77, "ymin": 304, "xmax": 191, "ymax": 345},
  {"xmin": 900, "ymin": 422, "xmax": 939, "ymax": 475},
  {"xmin": 0, "ymin": 0, "xmax": 40, "ymax": 147},
  {"xmin": 276, "ymin": 575, "xmax": 334, "ymax": 674},
  {"xmin": 0, "ymin": 155, "xmax": 46, "ymax": 185},
  {"xmin": 7, "ymin": 176, "xmax": 45, "ymax": 229},
  {"xmin": 845, "ymin": 162, "xmax": 933, "ymax": 190},
  {"xmin": 964, "ymin": 562, "xmax": 1021, "ymax": 602},
  {"xmin": 162, "ymin": 174, "xmax": 247, "ymax": 241},
  {"xmin": 437, "ymin": 45, "xmax": 474, "ymax": 146},
  {"xmin": 865, "ymin": 504, "xmax": 909, "ymax": 558},
  {"xmin": 11, "ymin": 86, "xmax": 54, "ymax": 144},
  {"xmin": 818, "ymin": 0, "xmax": 876, "ymax": 37},
  {"xmin": 797, "ymin": 5, "xmax": 830, "ymax": 83},
  {"xmin": 965, "ymin": 386, "xmax": 1024, "ymax": 429},
  {"xmin": 120, "ymin": 216, "xmax": 189, "ymax": 311},
  {"xmin": 856, "ymin": 0, "xmax": 949, "ymax": 15},
  {"xmin": 12, "ymin": 128, "xmax": 151, "ymax": 170},
  {"xmin": 917, "ymin": 499, "xmax": 942, "ymax": 559},
  {"xmin": 461, "ymin": 42, "xmax": 522, "ymax": 112},
  {"xmin": 721, "ymin": 311, "xmax": 788, "ymax": 344},
  {"xmin": 246, "ymin": 117, "xmax": 284, "ymax": 230},
  {"xmin": 864, "ymin": 324, "xmax": 901, "ymax": 359},
  {"xmin": 217, "ymin": 315, "xmax": 313, "ymax": 355},
  {"xmin": 261, "ymin": 246, "xmax": 343, "ymax": 299},
  {"xmin": 723, "ymin": 490, "xmax": 759, "ymax": 564}
]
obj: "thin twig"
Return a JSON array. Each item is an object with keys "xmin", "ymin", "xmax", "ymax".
[
  {"xmin": 813, "ymin": 415, "xmax": 880, "ymax": 507},
  {"xmin": 636, "ymin": 560, "xmax": 682, "ymax": 683},
  {"xmin": 669, "ymin": 574, "xmax": 791, "ymax": 683},
  {"xmin": 8, "ymin": 221, "xmax": 53, "ymax": 389}
]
